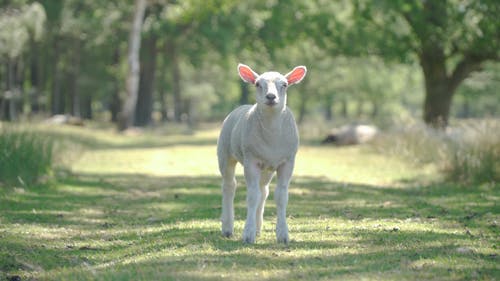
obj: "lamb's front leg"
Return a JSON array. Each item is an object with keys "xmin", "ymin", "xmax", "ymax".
[
  {"xmin": 256, "ymin": 171, "xmax": 274, "ymax": 236},
  {"xmin": 275, "ymin": 160, "xmax": 294, "ymax": 244},
  {"xmin": 221, "ymin": 159, "xmax": 237, "ymax": 237},
  {"xmin": 243, "ymin": 160, "xmax": 261, "ymax": 244}
]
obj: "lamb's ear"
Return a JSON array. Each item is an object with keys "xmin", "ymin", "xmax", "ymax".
[
  {"xmin": 238, "ymin": 63, "xmax": 259, "ymax": 84},
  {"xmin": 285, "ymin": 66, "xmax": 307, "ymax": 85}
]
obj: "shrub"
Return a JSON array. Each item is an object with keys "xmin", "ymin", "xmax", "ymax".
[
  {"xmin": 373, "ymin": 119, "xmax": 499, "ymax": 184},
  {"xmin": 0, "ymin": 126, "xmax": 54, "ymax": 186}
]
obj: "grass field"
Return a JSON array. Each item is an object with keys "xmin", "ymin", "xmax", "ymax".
[{"xmin": 0, "ymin": 124, "xmax": 499, "ymax": 280}]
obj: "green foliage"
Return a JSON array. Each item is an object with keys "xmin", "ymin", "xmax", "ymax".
[
  {"xmin": 0, "ymin": 2, "xmax": 46, "ymax": 58},
  {"xmin": 0, "ymin": 126, "xmax": 54, "ymax": 186},
  {"xmin": 337, "ymin": 0, "xmax": 500, "ymax": 61}
]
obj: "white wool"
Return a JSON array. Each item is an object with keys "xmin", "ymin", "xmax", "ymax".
[{"xmin": 217, "ymin": 104, "xmax": 299, "ymax": 172}]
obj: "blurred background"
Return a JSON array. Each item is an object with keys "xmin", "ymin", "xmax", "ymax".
[
  {"xmin": 0, "ymin": 3, "xmax": 499, "ymax": 278},
  {"xmin": 0, "ymin": 0, "xmax": 499, "ymax": 130}
]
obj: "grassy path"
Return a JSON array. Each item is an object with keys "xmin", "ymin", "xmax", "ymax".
[{"xmin": 1, "ymin": 126, "xmax": 498, "ymax": 280}]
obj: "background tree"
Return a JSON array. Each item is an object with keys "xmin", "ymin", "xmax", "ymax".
[
  {"xmin": 0, "ymin": 0, "xmax": 498, "ymax": 129},
  {"xmin": 0, "ymin": 2, "xmax": 45, "ymax": 120},
  {"xmin": 117, "ymin": 0, "xmax": 146, "ymax": 131},
  {"xmin": 311, "ymin": 0, "xmax": 500, "ymax": 127}
]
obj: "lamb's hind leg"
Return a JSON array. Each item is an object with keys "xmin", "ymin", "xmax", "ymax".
[
  {"xmin": 275, "ymin": 160, "xmax": 295, "ymax": 244},
  {"xmin": 221, "ymin": 158, "xmax": 237, "ymax": 237},
  {"xmin": 242, "ymin": 159, "xmax": 261, "ymax": 243},
  {"xmin": 256, "ymin": 171, "xmax": 274, "ymax": 236}
]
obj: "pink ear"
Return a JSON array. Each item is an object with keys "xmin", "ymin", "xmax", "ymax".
[
  {"xmin": 285, "ymin": 66, "xmax": 307, "ymax": 85},
  {"xmin": 238, "ymin": 63, "xmax": 258, "ymax": 84}
]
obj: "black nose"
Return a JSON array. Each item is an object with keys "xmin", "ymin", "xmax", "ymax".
[{"xmin": 265, "ymin": 93, "xmax": 276, "ymax": 100}]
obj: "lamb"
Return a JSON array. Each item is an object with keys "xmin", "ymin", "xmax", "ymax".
[{"xmin": 217, "ymin": 63, "xmax": 307, "ymax": 244}]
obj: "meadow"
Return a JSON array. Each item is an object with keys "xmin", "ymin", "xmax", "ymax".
[{"xmin": 0, "ymin": 124, "xmax": 498, "ymax": 280}]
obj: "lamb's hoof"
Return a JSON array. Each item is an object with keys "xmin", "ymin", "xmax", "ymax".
[
  {"xmin": 222, "ymin": 231, "xmax": 233, "ymax": 238},
  {"xmin": 276, "ymin": 228, "xmax": 289, "ymax": 244},
  {"xmin": 277, "ymin": 235, "xmax": 289, "ymax": 245},
  {"xmin": 243, "ymin": 235, "xmax": 256, "ymax": 244},
  {"xmin": 242, "ymin": 231, "xmax": 256, "ymax": 244}
]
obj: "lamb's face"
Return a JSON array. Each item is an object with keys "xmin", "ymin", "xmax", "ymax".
[
  {"xmin": 237, "ymin": 64, "xmax": 306, "ymax": 111},
  {"xmin": 254, "ymin": 72, "xmax": 288, "ymax": 110}
]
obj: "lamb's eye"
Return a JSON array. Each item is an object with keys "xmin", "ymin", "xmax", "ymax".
[{"xmin": 255, "ymin": 82, "xmax": 261, "ymax": 88}]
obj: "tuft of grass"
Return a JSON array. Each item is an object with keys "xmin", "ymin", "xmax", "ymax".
[
  {"xmin": 0, "ymin": 126, "xmax": 54, "ymax": 186},
  {"xmin": 373, "ymin": 119, "xmax": 500, "ymax": 184},
  {"xmin": 443, "ymin": 120, "xmax": 500, "ymax": 184}
]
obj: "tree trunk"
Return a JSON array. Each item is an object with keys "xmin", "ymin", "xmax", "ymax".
[
  {"xmin": 157, "ymin": 71, "xmax": 168, "ymax": 122},
  {"xmin": 1, "ymin": 60, "xmax": 13, "ymax": 121},
  {"xmin": 29, "ymin": 39, "xmax": 40, "ymax": 114},
  {"xmin": 134, "ymin": 33, "xmax": 157, "ymax": 127},
  {"xmin": 71, "ymin": 39, "xmax": 81, "ymax": 117},
  {"xmin": 110, "ymin": 48, "xmax": 121, "ymax": 122},
  {"xmin": 2, "ymin": 58, "xmax": 20, "ymax": 121},
  {"xmin": 185, "ymin": 98, "xmax": 196, "ymax": 128},
  {"xmin": 166, "ymin": 41, "xmax": 183, "ymax": 123},
  {"xmin": 0, "ymin": 63, "xmax": 5, "ymax": 120},
  {"xmin": 117, "ymin": 0, "xmax": 147, "ymax": 131},
  {"xmin": 420, "ymin": 49, "xmax": 452, "ymax": 128},
  {"xmin": 422, "ymin": 82, "xmax": 453, "ymax": 128},
  {"xmin": 51, "ymin": 39, "xmax": 64, "ymax": 115},
  {"xmin": 81, "ymin": 94, "xmax": 92, "ymax": 119},
  {"xmin": 9, "ymin": 59, "xmax": 16, "ymax": 121}
]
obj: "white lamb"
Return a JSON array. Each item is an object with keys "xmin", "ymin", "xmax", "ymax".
[{"xmin": 217, "ymin": 63, "xmax": 307, "ymax": 244}]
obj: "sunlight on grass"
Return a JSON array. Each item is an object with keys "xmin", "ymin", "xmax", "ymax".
[
  {"xmin": 69, "ymin": 128, "xmax": 434, "ymax": 186},
  {"xmin": 1, "ymin": 125, "xmax": 498, "ymax": 281},
  {"xmin": 71, "ymin": 145, "xmax": 219, "ymax": 177}
]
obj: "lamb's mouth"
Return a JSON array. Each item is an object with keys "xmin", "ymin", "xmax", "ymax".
[{"xmin": 265, "ymin": 101, "xmax": 278, "ymax": 107}]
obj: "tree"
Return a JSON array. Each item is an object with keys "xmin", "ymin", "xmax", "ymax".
[
  {"xmin": 0, "ymin": 2, "xmax": 46, "ymax": 120},
  {"xmin": 117, "ymin": 0, "xmax": 146, "ymax": 131},
  {"xmin": 147, "ymin": 0, "xmax": 252, "ymax": 123},
  {"xmin": 311, "ymin": 0, "xmax": 500, "ymax": 127}
]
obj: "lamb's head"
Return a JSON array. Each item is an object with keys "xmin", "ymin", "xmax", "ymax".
[{"xmin": 238, "ymin": 63, "xmax": 307, "ymax": 111}]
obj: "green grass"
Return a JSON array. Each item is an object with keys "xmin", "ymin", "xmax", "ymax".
[
  {"xmin": 0, "ymin": 125, "xmax": 54, "ymax": 186},
  {"xmin": 0, "ymin": 124, "xmax": 498, "ymax": 280}
]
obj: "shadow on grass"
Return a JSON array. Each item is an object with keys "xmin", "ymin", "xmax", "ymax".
[{"xmin": 0, "ymin": 172, "xmax": 498, "ymax": 280}]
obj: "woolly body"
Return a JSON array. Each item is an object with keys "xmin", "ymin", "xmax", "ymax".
[{"xmin": 217, "ymin": 104, "xmax": 299, "ymax": 173}]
